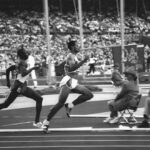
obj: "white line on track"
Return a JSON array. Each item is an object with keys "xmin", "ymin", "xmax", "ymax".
[
  {"xmin": 1, "ymin": 134, "xmax": 150, "ymax": 138},
  {"xmin": 0, "ymin": 145, "xmax": 150, "ymax": 149},
  {"xmin": 1, "ymin": 121, "xmax": 33, "ymax": 127},
  {"xmin": 70, "ymin": 114, "xmax": 144, "ymax": 118},
  {"xmin": 0, "ymin": 127, "xmax": 92, "ymax": 132},
  {"xmin": 1, "ymin": 127, "xmax": 150, "ymax": 132},
  {"xmin": 1, "ymin": 139, "xmax": 150, "ymax": 142}
]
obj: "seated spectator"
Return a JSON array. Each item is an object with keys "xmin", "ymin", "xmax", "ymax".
[
  {"xmin": 103, "ymin": 69, "xmax": 139, "ymax": 124},
  {"xmin": 111, "ymin": 63, "xmax": 123, "ymax": 87},
  {"xmin": 138, "ymin": 91, "xmax": 150, "ymax": 128}
]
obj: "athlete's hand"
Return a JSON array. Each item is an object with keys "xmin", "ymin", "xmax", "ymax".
[{"xmin": 34, "ymin": 64, "xmax": 40, "ymax": 70}]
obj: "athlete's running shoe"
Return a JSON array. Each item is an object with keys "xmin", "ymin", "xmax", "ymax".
[
  {"xmin": 33, "ymin": 122, "xmax": 42, "ymax": 128},
  {"xmin": 103, "ymin": 117, "xmax": 113, "ymax": 123},
  {"xmin": 109, "ymin": 117, "xmax": 119, "ymax": 124},
  {"xmin": 64, "ymin": 103, "xmax": 72, "ymax": 118},
  {"xmin": 42, "ymin": 119, "xmax": 50, "ymax": 133}
]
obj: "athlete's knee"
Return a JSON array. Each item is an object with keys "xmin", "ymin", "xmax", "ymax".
[{"xmin": 88, "ymin": 91, "xmax": 94, "ymax": 99}]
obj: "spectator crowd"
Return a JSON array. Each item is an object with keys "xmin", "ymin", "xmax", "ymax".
[{"xmin": 0, "ymin": 4, "xmax": 150, "ymax": 77}]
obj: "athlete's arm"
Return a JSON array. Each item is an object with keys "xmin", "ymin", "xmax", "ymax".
[
  {"xmin": 66, "ymin": 54, "xmax": 89, "ymax": 72},
  {"xmin": 6, "ymin": 65, "xmax": 16, "ymax": 88},
  {"xmin": 19, "ymin": 61, "xmax": 39, "ymax": 77}
]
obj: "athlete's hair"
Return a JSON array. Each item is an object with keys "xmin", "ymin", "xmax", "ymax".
[
  {"xmin": 67, "ymin": 39, "xmax": 76, "ymax": 50},
  {"xmin": 17, "ymin": 47, "xmax": 28, "ymax": 60}
]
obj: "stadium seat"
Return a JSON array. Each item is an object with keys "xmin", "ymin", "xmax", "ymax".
[{"xmin": 118, "ymin": 94, "xmax": 142, "ymax": 124}]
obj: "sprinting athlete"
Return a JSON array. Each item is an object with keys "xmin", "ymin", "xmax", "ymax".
[
  {"xmin": 0, "ymin": 47, "xmax": 43, "ymax": 128},
  {"xmin": 42, "ymin": 39, "xmax": 93, "ymax": 133}
]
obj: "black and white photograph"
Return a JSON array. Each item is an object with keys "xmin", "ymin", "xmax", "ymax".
[{"xmin": 0, "ymin": 0, "xmax": 150, "ymax": 149}]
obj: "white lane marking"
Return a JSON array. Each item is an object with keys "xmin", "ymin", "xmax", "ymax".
[
  {"xmin": 1, "ymin": 134, "xmax": 150, "ymax": 138},
  {"xmin": 1, "ymin": 121, "xmax": 33, "ymax": 127},
  {"xmin": 0, "ymin": 127, "xmax": 92, "ymax": 132},
  {"xmin": 70, "ymin": 107, "xmax": 144, "ymax": 118},
  {"xmin": 1, "ymin": 139, "xmax": 150, "ymax": 142},
  {"xmin": 1, "ymin": 116, "xmax": 62, "ymax": 119},
  {"xmin": 0, "ymin": 145, "xmax": 150, "ymax": 149},
  {"xmin": 1, "ymin": 127, "xmax": 150, "ymax": 132}
]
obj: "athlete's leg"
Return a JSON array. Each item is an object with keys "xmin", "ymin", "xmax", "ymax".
[
  {"xmin": 64, "ymin": 84, "xmax": 93, "ymax": 117},
  {"xmin": 42, "ymin": 85, "xmax": 70, "ymax": 132},
  {"xmin": 22, "ymin": 87, "xmax": 43, "ymax": 123},
  {"xmin": 71, "ymin": 84, "xmax": 93, "ymax": 106},
  {"xmin": 47, "ymin": 85, "xmax": 71, "ymax": 121},
  {"xmin": 0, "ymin": 90, "xmax": 18, "ymax": 109}
]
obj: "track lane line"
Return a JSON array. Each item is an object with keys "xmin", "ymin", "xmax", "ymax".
[
  {"xmin": 1, "ymin": 127, "xmax": 150, "ymax": 132},
  {"xmin": 1, "ymin": 139, "xmax": 150, "ymax": 142},
  {"xmin": 1, "ymin": 145, "xmax": 150, "ymax": 149}
]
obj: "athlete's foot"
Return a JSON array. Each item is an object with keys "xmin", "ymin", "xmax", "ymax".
[
  {"xmin": 43, "ymin": 126, "xmax": 49, "ymax": 134},
  {"xmin": 33, "ymin": 122, "xmax": 42, "ymax": 128},
  {"xmin": 64, "ymin": 103, "xmax": 72, "ymax": 118},
  {"xmin": 42, "ymin": 119, "xmax": 50, "ymax": 134}
]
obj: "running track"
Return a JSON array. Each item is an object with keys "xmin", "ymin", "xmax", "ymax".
[
  {"xmin": 1, "ymin": 131, "xmax": 150, "ymax": 150},
  {"xmin": 0, "ymin": 86, "xmax": 150, "ymax": 150}
]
